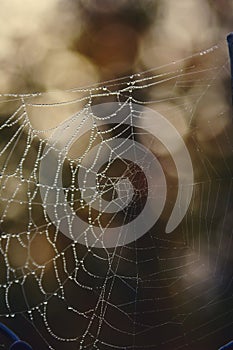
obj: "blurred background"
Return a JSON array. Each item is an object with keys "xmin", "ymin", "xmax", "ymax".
[
  {"xmin": 0, "ymin": 0, "xmax": 232, "ymax": 94},
  {"xmin": 0, "ymin": 1, "xmax": 233, "ymax": 349}
]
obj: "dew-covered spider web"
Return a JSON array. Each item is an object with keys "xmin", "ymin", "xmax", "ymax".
[{"xmin": 0, "ymin": 38, "xmax": 233, "ymax": 350}]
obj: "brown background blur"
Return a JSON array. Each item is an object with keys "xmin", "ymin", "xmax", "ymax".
[{"xmin": 0, "ymin": 0, "xmax": 232, "ymax": 94}]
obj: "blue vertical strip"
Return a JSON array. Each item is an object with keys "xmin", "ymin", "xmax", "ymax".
[
  {"xmin": 0, "ymin": 322, "xmax": 19, "ymax": 342},
  {"xmin": 219, "ymin": 340, "xmax": 233, "ymax": 350},
  {"xmin": 0, "ymin": 322, "xmax": 33, "ymax": 349},
  {"xmin": 227, "ymin": 33, "xmax": 233, "ymax": 104},
  {"xmin": 217, "ymin": 35, "xmax": 233, "ymax": 350}
]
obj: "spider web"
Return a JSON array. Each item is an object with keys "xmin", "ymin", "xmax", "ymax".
[{"xmin": 0, "ymin": 38, "xmax": 233, "ymax": 350}]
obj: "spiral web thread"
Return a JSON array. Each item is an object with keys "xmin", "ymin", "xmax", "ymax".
[{"xmin": 0, "ymin": 40, "xmax": 233, "ymax": 349}]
